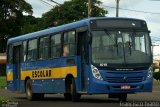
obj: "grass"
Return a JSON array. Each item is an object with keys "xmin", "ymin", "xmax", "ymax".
[
  {"xmin": 154, "ymin": 79, "xmax": 160, "ymax": 84},
  {"xmin": 0, "ymin": 96, "xmax": 9, "ymax": 105},
  {"xmin": 0, "ymin": 76, "xmax": 6, "ymax": 89}
]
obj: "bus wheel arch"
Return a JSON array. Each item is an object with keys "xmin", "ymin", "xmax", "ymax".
[
  {"xmin": 25, "ymin": 78, "xmax": 33, "ymax": 100},
  {"xmin": 64, "ymin": 74, "xmax": 80, "ymax": 102},
  {"xmin": 64, "ymin": 74, "xmax": 73, "ymax": 100},
  {"xmin": 25, "ymin": 77, "xmax": 44, "ymax": 101},
  {"xmin": 25, "ymin": 76, "xmax": 31, "ymax": 91},
  {"xmin": 65, "ymin": 74, "xmax": 73, "ymax": 93}
]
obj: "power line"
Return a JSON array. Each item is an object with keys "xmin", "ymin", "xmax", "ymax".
[
  {"xmin": 102, "ymin": 5, "xmax": 160, "ymax": 15},
  {"xmin": 47, "ymin": 0, "xmax": 61, "ymax": 5},
  {"xmin": 39, "ymin": 0, "xmax": 54, "ymax": 7}
]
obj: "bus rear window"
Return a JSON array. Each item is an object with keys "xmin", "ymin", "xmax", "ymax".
[{"xmin": 7, "ymin": 45, "xmax": 13, "ymax": 64}]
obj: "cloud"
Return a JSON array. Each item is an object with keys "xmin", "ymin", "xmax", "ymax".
[
  {"xmin": 25, "ymin": 0, "xmax": 66, "ymax": 17},
  {"xmin": 25, "ymin": 0, "xmax": 53, "ymax": 17}
]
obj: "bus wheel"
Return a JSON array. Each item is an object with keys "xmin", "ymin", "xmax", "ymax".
[
  {"xmin": 36, "ymin": 93, "xmax": 44, "ymax": 100},
  {"xmin": 26, "ymin": 79, "xmax": 34, "ymax": 100},
  {"xmin": 26, "ymin": 79, "xmax": 44, "ymax": 101},
  {"xmin": 118, "ymin": 93, "xmax": 127, "ymax": 102},
  {"xmin": 64, "ymin": 93, "xmax": 72, "ymax": 100},
  {"xmin": 71, "ymin": 78, "xmax": 81, "ymax": 102}
]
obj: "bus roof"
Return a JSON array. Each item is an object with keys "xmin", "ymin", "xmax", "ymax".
[{"xmin": 7, "ymin": 17, "xmax": 145, "ymax": 44}]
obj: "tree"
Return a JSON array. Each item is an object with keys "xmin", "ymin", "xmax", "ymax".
[
  {"xmin": 21, "ymin": 15, "xmax": 44, "ymax": 35},
  {"xmin": 42, "ymin": 0, "xmax": 107, "ymax": 28},
  {"xmin": 0, "ymin": 0, "xmax": 33, "ymax": 52}
]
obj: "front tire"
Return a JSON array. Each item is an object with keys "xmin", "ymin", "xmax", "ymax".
[
  {"xmin": 64, "ymin": 93, "xmax": 72, "ymax": 100},
  {"xmin": 71, "ymin": 78, "xmax": 81, "ymax": 102},
  {"xmin": 118, "ymin": 93, "xmax": 127, "ymax": 102}
]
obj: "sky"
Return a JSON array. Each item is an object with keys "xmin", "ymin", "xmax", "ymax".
[{"xmin": 25, "ymin": 0, "xmax": 160, "ymax": 56}]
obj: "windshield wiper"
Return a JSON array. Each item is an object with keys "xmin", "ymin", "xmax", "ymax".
[
  {"xmin": 128, "ymin": 32, "xmax": 135, "ymax": 56},
  {"xmin": 104, "ymin": 29, "xmax": 116, "ymax": 44}
]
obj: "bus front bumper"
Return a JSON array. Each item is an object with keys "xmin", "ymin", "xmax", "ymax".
[{"xmin": 89, "ymin": 78, "xmax": 153, "ymax": 94}]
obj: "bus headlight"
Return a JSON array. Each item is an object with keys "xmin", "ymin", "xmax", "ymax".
[
  {"xmin": 147, "ymin": 65, "xmax": 153, "ymax": 79},
  {"xmin": 91, "ymin": 65, "xmax": 103, "ymax": 80}
]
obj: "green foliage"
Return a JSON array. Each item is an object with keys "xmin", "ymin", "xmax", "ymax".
[
  {"xmin": 0, "ymin": 0, "xmax": 33, "ymax": 36},
  {"xmin": 0, "ymin": 97, "xmax": 15, "ymax": 106},
  {"xmin": 0, "ymin": 0, "xmax": 33, "ymax": 52},
  {"xmin": 0, "ymin": 96, "xmax": 9, "ymax": 105},
  {"xmin": 0, "ymin": 76, "xmax": 6, "ymax": 88},
  {"xmin": 42, "ymin": 0, "xmax": 107, "ymax": 27},
  {"xmin": 153, "ymin": 71, "xmax": 160, "ymax": 81},
  {"xmin": 21, "ymin": 16, "xmax": 44, "ymax": 35}
]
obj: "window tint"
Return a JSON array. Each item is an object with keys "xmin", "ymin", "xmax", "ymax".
[
  {"xmin": 27, "ymin": 39, "xmax": 37, "ymax": 61},
  {"xmin": 39, "ymin": 36, "xmax": 49, "ymax": 59},
  {"xmin": 23, "ymin": 41, "xmax": 27, "ymax": 62},
  {"xmin": 63, "ymin": 31, "xmax": 76, "ymax": 56},
  {"xmin": 51, "ymin": 34, "xmax": 61, "ymax": 58}
]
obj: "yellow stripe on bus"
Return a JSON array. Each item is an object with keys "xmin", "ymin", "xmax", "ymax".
[
  {"xmin": 21, "ymin": 66, "xmax": 77, "ymax": 80},
  {"xmin": 7, "ymin": 71, "xmax": 13, "ymax": 81}
]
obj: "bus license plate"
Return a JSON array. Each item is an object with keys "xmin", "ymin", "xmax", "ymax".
[{"xmin": 121, "ymin": 85, "xmax": 131, "ymax": 89}]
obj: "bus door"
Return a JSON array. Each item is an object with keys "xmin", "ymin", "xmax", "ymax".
[
  {"xmin": 77, "ymin": 31, "xmax": 88, "ymax": 91},
  {"xmin": 13, "ymin": 45, "xmax": 21, "ymax": 91}
]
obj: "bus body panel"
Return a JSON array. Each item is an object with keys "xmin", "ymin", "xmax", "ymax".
[{"xmin": 7, "ymin": 56, "xmax": 87, "ymax": 93}]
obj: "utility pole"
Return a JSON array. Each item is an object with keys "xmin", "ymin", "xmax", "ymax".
[
  {"xmin": 88, "ymin": 0, "xmax": 92, "ymax": 17},
  {"xmin": 116, "ymin": 0, "xmax": 120, "ymax": 17}
]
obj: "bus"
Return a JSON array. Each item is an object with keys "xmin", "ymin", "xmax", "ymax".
[{"xmin": 6, "ymin": 17, "xmax": 153, "ymax": 102}]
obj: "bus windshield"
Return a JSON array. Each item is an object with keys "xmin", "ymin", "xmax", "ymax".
[{"xmin": 91, "ymin": 30, "xmax": 151, "ymax": 65}]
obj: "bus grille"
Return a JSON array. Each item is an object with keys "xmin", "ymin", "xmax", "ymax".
[{"xmin": 106, "ymin": 76, "xmax": 144, "ymax": 83}]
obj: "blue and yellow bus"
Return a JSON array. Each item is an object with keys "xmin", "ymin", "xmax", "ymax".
[{"xmin": 6, "ymin": 17, "xmax": 153, "ymax": 101}]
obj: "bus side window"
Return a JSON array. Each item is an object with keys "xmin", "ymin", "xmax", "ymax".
[
  {"xmin": 27, "ymin": 39, "xmax": 37, "ymax": 61},
  {"xmin": 39, "ymin": 36, "xmax": 49, "ymax": 60},
  {"xmin": 51, "ymin": 34, "xmax": 61, "ymax": 58},
  {"xmin": 63, "ymin": 31, "xmax": 76, "ymax": 56},
  {"xmin": 23, "ymin": 41, "xmax": 27, "ymax": 62},
  {"xmin": 7, "ymin": 45, "xmax": 13, "ymax": 64}
]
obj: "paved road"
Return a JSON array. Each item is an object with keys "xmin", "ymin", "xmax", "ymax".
[{"xmin": 0, "ymin": 82, "xmax": 160, "ymax": 107}]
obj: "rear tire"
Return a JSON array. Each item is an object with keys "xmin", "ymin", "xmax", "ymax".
[
  {"xmin": 26, "ymin": 79, "xmax": 34, "ymax": 100},
  {"xmin": 25, "ymin": 79, "xmax": 44, "ymax": 101}
]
